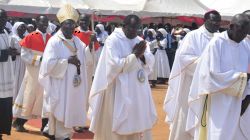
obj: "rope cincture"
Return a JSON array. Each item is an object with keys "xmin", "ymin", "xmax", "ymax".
[{"xmin": 201, "ymin": 95, "xmax": 208, "ymax": 127}]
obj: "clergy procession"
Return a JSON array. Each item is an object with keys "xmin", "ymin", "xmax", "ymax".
[{"xmin": 0, "ymin": 1, "xmax": 250, "ymax": 140}]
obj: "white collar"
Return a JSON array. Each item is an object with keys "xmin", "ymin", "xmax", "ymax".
[
  {"xmin": 223, "ymin": 31, "xmax": 240, "ymax": 45},
  {"xmin": 199, "ymin": 25, "xmax": 214, "ymax": 38},
  {"xmin": 246, "ymin": 35, "xmax": 250, "ymax": 40},
  {"xmin": 57, "ymin": 30, "xmax": 74, "ymax": 42}
]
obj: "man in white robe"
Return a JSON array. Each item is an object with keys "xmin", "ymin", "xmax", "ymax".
[
  {"xmin": 74, "ymin": 14, "xmax": 99, "ymax": 110},
  {"xmin": 12, "ymin": 15, "xmax": 51, "ymax": 132},
  {"xmin": 232, "ymin": 10, "xmax": 250, "ymax": 140},
  {"xmin": 88, "ymin": 15, "xmax": 157, "ymax": 140},
  {"xmin": 187, "ymin": 14, "xmax": 250, "ymax": 140},
  {"xmin": 163, "ymin": 10, "xmax": 221, "ymax": 140},
  {"xmin": 39, "ymin": 4, "xmax": 90, "ymax": 139},
  {"xmin": 0, "ymin": 9, "xmax": 19, "ymax": 139}
]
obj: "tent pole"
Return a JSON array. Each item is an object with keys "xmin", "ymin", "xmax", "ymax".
[{"xmin": 91, "ymin": 11, "xmax": 95, "ymax": 31}]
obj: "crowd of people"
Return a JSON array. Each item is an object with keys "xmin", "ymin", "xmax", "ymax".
[{"xmin": 0, "ymin": 3, "xmax": 250, "ymax": 140}]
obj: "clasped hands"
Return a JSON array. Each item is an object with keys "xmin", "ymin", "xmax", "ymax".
[
  {"xmin": 7, "ymin": 47, "xmax": 19, "ymax": 56},
  {"xmin": 132, "ymin": 40, "xmax": 147, "ymax": 64},
  {"xmin": 68, "ymin": 55, "xmax": 81, "ymax": 67}
]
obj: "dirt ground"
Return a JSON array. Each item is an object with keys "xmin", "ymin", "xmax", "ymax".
[{"xmin": 3, "ymin": 84, "xmax": 169, "ymax": 140}]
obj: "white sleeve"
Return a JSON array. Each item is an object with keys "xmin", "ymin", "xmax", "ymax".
[
  {"xmin": 47, "ymin": 58, "xmax": 68, "ymax": 79},
  {"xmin": 21, "ymin": 47, "xmax": 42, "ymax": 66},
  {"xmin": 85, "ymin": 46, "xmax": 95, "ymax": 67}
]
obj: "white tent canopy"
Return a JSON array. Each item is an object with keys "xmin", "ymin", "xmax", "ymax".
[
  {"xmin": 84, "ymin": 0, "xmax": 147, "ymax": 15},
  {"xmin": 142, "ymin": 0, "xmax": 206, "ymax": 17},
  {"xmin": 196, "ymin": 0, "xmax": 250, "ymax": 19},
  {"xmin": 0, "ymin": 0, "xmax": 244, "ymax": 18},
  {"xmin": 0, "ymin": 0, "xmax": 91, "ymax": 14},
  {"xmin": 0, "ymin": 0, "xmax": 207, "ymax": 17}
]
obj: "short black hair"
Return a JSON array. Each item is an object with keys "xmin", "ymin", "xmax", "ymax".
[
  {"xmin": 123, "ymin": 14, "xmax": 141, "ymax": 26},
  {"xmin": 204, "ymin": 10, "xmax": 220, "ymax": 21},
  {"xmin": 35, "ymin": 15, "xmax": 48, "ymax": 22},
  {"xmin": 79, "ymin": 14, "xmax": 90, "ymax": 20}
]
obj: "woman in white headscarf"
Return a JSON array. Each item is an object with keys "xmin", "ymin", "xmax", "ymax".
[
  {"xmin": 145, "ymin": 29, "xmax": 158, "ymax": 87},
  {"xmin": 95, "ymin": 23, "xmax": 108, "ymax": 62},
  {"xmin": 177, "ymin": 28, "xmax": 191, "ymax": 49},
  {"xmin": 10, "ymin": 22, "xmax": 27, "ymax": 101},
  {"xmin": 155, "ymin": 28, "xmax": 170, "ymax": 83}
]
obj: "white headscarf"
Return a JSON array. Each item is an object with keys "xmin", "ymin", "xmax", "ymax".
[
  {"xmin": 147, "ymin": 28, "xmax": 156, "ymax": 38},
  {"xmin": 27, "ymin": 24, "xmax": 34, "ymax": 28},
  {"xmin": 47, "ymin": 22, "xmax": 57, "ymax": 34},
  {"xmin": 157, "ymin": 28, "xmax": 168, "ymax": 38},
  {"xmin": 183, "ymin": 28, "xmax": 191, "ymax": 34},
  {"xmin": 12, "ymin": 22, "xmax": 25, "ymax": 38},
  {"xmin": 95, "ymin": 24, "xmax": 105, "ymax": 33},
  {"xmin": 95, "ymin": 23, "xmax": 108, "ymax": 43}
]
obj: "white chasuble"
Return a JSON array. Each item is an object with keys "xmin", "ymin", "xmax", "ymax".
[
  {"xmin": 164, "ymin": 25, "xmax": 214, "ymax": 140},
  {"xmin": 39, "ymin": 31, "xmax": 88, "ymax": 128},
  {"xmin": 187, "ymin": 31, "xmax": 250, "ymax": 140},
  {"xmin": 88, "ymin": 28, "xmax": 157, "ymax": 140}
]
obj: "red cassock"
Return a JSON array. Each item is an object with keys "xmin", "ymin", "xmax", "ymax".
[
  {"xmin": 74, "ymin": 29, "xmax": 100, "ymax": 51},
  {"xmin": 20, "ymin": 31, "xmax": 51, "ymax": 52}
]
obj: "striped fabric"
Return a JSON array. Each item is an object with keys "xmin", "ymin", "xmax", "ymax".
[{"xmin": 0, "ymin": 32, "xmax": 14, "ymax": 98}]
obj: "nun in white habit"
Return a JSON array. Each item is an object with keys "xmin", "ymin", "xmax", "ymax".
[
  {"xmin": 10, "ymin": 22, "xmax": 26, "ymax": 101},
  {"xmin": 155, "ymin": 28, "xmax": 170, "ymax": 80}
]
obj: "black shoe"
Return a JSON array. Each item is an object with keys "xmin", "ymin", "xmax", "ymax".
[
  {"xmin": 73, "ymin": 127, "xmax": 83, "ymax": 133},
  {"xmin": 42, "ymin": 132, "xmax": 55, "ymax": 140},
  {"xmin": 83, "ymin": 126, "xmax": 89, "ymax": 131},
  {"xmin": 151, "ymin": 83, "xmax": 156, "ymax": 88},
  {"xmin": 12, "ymin": 119, "xmax": 18, "ymax": 128},
  {"xmin": 41, "ymin": 118, "xmax": 48, "ymax": 132},
  {"xmin": 64, "ymin": 138, "xmax": 70, "ymax": 140},
  {"xmin": 73, "ymin": 126, "xmax": 89, "ymax": 133},
  {"xmin": 15, "ymin": 125, "xmax": 28, "ymax": 132}
]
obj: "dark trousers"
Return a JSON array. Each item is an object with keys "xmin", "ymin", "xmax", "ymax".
[{"xmin": 0, "ymin": 97, "xmax": 13, "ymax": 135}]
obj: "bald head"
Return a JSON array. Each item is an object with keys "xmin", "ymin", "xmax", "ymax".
[
  {"xmin": 123, "ymin": 15, "xmax": 141, "ymax": 39},
  {"xmin": 243, "ymin": 10, "xmax": 250, "ymax": 34},
  {"xmin": 228, "ymin": 14, "xmax": 250, "ymax": 42},
  {"xmin": 243, "ymin": 10, "xmax": 250, "ymax": 16},
  {"xmin": 230, "ymin": 13, "xmax": 249, "ymax": 27}
]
